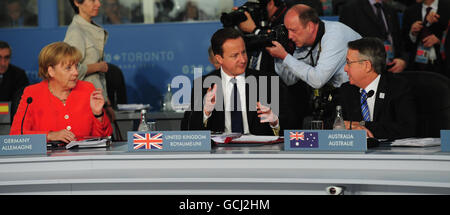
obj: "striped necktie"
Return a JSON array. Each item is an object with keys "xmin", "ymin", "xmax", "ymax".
[{"xmin": 360, "ymin": 89, "xmax": 371, "ymax": 121}]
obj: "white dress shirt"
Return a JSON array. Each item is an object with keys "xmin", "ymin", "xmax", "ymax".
[{"xmin": 203, "ymin": 67, "xmax": 250, "ymax": 134}]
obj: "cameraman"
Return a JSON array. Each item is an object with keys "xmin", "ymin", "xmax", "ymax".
[
  {"xmin": 235, "ymin": 0, "xmax": 314, "ymax": 129},
  {"xmin": 266, "ymin": 4, "xmax": 361, "ymax": 128},
  {"xmin": 236, "ymin": 0, "xmax": 290, "ymax": 72}
]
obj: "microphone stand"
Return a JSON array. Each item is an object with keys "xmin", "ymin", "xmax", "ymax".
[{"xmin": 21, "ymin": 97, "xmax": 33, "ymax": 135}]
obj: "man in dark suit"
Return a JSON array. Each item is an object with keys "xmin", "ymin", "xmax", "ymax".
[
  {"xmin": 402, "ymin": 0, "xmax": 450, "ymax": 74},
  {"xmin": 339, "ymin": 0, "xmax": 408, "ymax": 73},
  {"xmin": 445, "ymin": 21, "xmax": 450, "ymax": 78},
  {"xmin": 0, "ymin": 41, "xmax": 29, "ymax": 102},
  {"xmin": 182, "ymin": 28, "xmax": 284, "ymax": 135},
  {"xmin": 338, "ymin": 37, "xmax": 417, "ymax": 140}
]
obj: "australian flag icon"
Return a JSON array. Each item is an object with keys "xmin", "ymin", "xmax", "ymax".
[{"xmin": 289, "ymin": 131, "xmax": 319, "ymax": 148}]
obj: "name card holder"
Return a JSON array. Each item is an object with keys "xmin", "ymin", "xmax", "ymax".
[
  {"xmin": 127, "ymin": 131, "xmax": 211, "ymax": 152},
  {"xmin": 284, "ymin": 130, "xmax": 367, "ymax": 152},
  {"xmin": 0, "ymin": 134, "xmax": 47, "ymax": 156},
  {"xmin": 441, "ymin": 130, "xmax": 450, "ymax": 152}
]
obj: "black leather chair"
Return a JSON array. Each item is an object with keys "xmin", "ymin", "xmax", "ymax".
[
  {"xmin": 399, "ymin": 71, "xmax": 450, "ymax": 137},
  {"xmin": 105, "ymin": 63, "xmax": 127, "ymax": 108},
  {"xmin": 9, "ymin": 86, "xmax": 26, "ymax": 124},
  {"xmin": 105, "ymin": 63, "xmax": 127, "ymax": 141}
]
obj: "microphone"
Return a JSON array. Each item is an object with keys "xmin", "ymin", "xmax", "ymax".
[
  {"xmin": 349, "ymin": 90, "xmax": 374, "ymax": 130},
  {"xmin": 21, "ymin": 97, "xmax": 33, "ymax": 135}
]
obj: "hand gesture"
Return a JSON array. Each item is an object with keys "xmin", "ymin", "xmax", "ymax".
[
  {"xmin": 410, "ymin": 21, "xmax": 423, "ymax": 36},
  {"xmin": 257, "ymin": 102, "xmax": 279, "ymax": 127},
  {"xmin": 266, "ymin": 41, "xmax": 288, "ymax": 60},
  {"xmin": 204, "ymin": 84, "xmax": 217, "ymax": 117},
  {"xmin": 47, "ymin": 129, "xmax": 76, "ymax": 143},
  {"xmin": 90, "ymin": 89, "xmax": 105, "ymax": 117}
]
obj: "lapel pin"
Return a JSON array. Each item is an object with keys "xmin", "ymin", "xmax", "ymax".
[{"xmin": 379, "ymin": 92, "xmax": 385, "ymax": 99}]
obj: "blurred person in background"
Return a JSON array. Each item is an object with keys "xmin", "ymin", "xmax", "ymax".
[
  {"xmin": 0, "ymin": 41, "xmax": 29, "ymax": 102},
  {"xmin": 0, "ymin": 0, "xmax": 37, "ymax": 27}
]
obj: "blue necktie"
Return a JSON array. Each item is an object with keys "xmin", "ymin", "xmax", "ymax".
[
  {"xmin": 231, "ymin": 78, "xmax": 243, "ymax": 133},
  {"xmin": 360, "ymin": 89, "xmax": 371, "ymax": 121}
]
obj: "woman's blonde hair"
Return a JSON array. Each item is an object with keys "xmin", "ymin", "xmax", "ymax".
[{"xmin": 38, "ymin": 41, "xmax": 82, "ymax": 80}]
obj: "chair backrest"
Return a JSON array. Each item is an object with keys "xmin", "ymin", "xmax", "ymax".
[
  {"xmin": 105, "ymin": 63, "xmax": 127, "ymax": 107},
  {"xmin": 10, "ymin": 85, "xmax": 26, "ymax": 124},
  {"xmin": 399, "ymin": 71, "xmax": 450, "ymax": 137}
]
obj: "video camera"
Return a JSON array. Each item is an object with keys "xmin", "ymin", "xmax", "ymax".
[
  {"xmin": 220, "ymin": 0, "xmax": 270, "ymax": 29},
  {"xmin": 244, "ymin": 24, "xmax": 294, "ymax": 53},
  {"xmin": 220, "ymin": 0, "xmax": 294, "ymax": 53}
]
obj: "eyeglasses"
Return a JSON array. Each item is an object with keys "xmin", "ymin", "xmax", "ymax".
[{"xmin": 346, "ymin": 59, "xmax": 368, "ymax": 65}]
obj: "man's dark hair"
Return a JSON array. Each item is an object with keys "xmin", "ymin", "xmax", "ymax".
[
  {"xmin": 210, "ymin": 28, "xmax": 243, "ymax": 57},
  {"xmin": 68, "ymin": 0, "xmax": 84, "ymax": 14},
  {"xmin": 348, "ymin": 37, "xmax": 386, "ymax": 74},
  {"xmin": 0, "ymin": 41, "xmax": 12, "ymax": 55}
]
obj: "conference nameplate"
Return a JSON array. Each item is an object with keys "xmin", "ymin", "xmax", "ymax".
[
  {"xmin": 127, "ymin": 131, "xmax": 211, "ymax": 152},
  {"xmin": 0, "ymin": 134, "xmax": 47, "ymax": 156},
  {"xmin": 441, "ymin": 130, "xmax": 450, "ymax": 152},
  {"xmin": 284, "ymin": 130, "xmax": 367, "ymax": 152}
]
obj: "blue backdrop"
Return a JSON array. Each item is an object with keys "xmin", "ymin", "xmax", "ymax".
[
  {"xmin": 0, "ymin": 21, "xmax": 222, "ymax": 110},
  {"xmin": 0, "ymin": 0, "xmax": 338, "ymax": 111}
]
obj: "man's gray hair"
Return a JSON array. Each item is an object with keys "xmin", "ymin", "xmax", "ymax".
[{"xmin": 348, "ymin": 37, "xmax": 386, "ymax": 74}]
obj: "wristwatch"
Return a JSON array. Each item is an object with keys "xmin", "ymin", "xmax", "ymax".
[{"xmin": 359, "ymin": 121, "xmax": 366, "ymax": 127}]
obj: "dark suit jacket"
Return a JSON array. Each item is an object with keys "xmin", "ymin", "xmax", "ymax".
[
  {"xmin": 0, "ymin": 64, "xmax": 29, "ymax": 101},
  {"xmin": 402, "ymin": 0, "xmax": 450, "ymax": 68},
  {"xmin": 445, "ymin": 24, "xmax": 450, "ymax": 78},
  {"xmin": 181, "ymin": 69, "xmax": 289, "ymax": 135},
  {"xmin": 339, "ymin": 0, "xmax": 408, "ymax": 62},
  {"xmin": 105, "ymin": 63, "xmax": 127, "ymax": 107},
  {"xmin": 338, "ymin": 72, "xmax": 417, "ymax": 140}
]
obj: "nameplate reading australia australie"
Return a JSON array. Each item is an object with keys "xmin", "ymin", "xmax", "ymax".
[
  {"xmin": 127, "ymin": 131, "xmax": 211, "ymax": 152},
  {"xmin": 284, "ymin": 130, "xmax": 367, "ymax": 152},
  {"xmin": 441, "ymin": 130, "xmax": 450, "ymax": 152},
  {"xmin": 0, "ymin": 134, "xmax": 47, "ymax": 156}
]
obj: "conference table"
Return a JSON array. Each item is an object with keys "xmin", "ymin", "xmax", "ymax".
[{"xmin": 1, "ymin": 140, "xmax": 450, "ymax": 195}]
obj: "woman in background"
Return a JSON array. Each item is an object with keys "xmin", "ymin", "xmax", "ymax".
[
  {"xmin": 64, "ymin": 0, "xmax": 115, "ymax": 121},
  {"xmin": 10, "ymin": 42, "xmax": 112, "ymax": 143}
]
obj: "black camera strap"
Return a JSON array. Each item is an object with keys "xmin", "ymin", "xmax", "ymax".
[
  {"xmin": 297, "ymin": 20, "xmax": 325, "ymax": 67},
  {"xmin": 269, "ymin": 5, "xmax": 287, "ymax": 26}
]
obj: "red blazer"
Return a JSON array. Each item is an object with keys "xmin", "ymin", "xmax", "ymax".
[{"xmin": 10, "ymin": 80, "xmax": 113, "ymax": 140}]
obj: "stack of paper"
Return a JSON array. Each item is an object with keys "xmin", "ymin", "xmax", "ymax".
[
  {"xmin": 117, "ymin": 104, "xmax": 150, "ymax": 111},
  {"xmin": 390, "ymin": 138, "xmax": 441, "ymax": 147},
  {"xmin": 65, "ymin": 139, "xmax": 109, "ymax": 149},
  {"xmin": 211, "ymin": 134, "xmax": 282, "ymax": 144}
]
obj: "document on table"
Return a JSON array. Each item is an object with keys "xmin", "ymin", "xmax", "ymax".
[
  {"xmin": 211, "ymin": 134, "xmax": 282, "ymax": 144},
  {"xmin": 117, "ymin": 104, "xmax": 150, "ymax": 111},
  {"xmin": 65, "ymin": 138, "xmax": 109, "ymax": 149},
  {"xmin": 390, "ymin": 138, "xmax": 441, "ymax": 147}
]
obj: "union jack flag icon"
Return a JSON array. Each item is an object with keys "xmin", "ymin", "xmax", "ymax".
[{"xmin": 133, "ymin": 133, "xmax": 163, "ymax": 150}]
